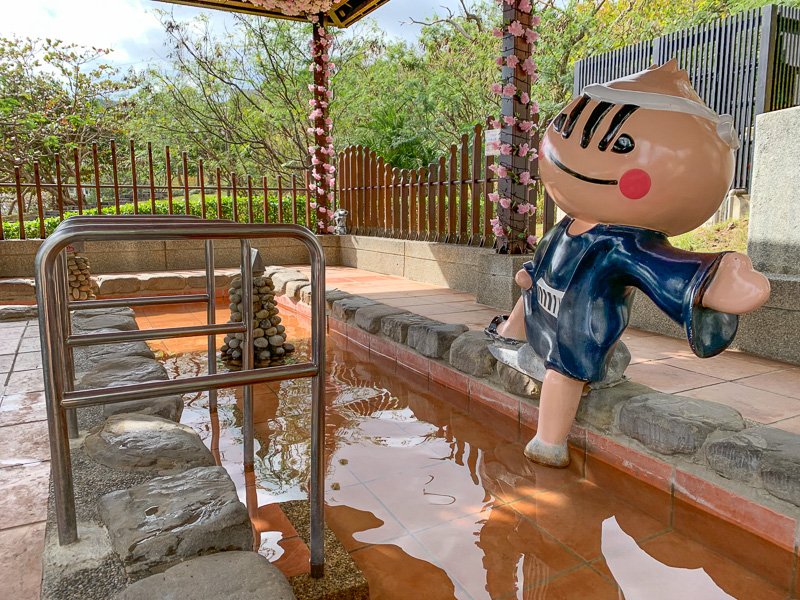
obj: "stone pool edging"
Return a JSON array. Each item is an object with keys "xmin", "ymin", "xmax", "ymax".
[{"xmin": 264, "ymin": 267, "xmax": 800, "ymax": 561}]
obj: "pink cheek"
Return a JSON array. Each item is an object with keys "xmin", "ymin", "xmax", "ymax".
[{"xmin": 619, "ymin": 169, "xmax": 652, "ymax": 200}]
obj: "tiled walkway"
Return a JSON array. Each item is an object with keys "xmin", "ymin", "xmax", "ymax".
[
  {"xmin": 297, "ymin": 266, "xmax": 800, "ymax": 433},
  {"xmin": 0, "ymin": 319, "xmax": 48, "ymax": 599}
]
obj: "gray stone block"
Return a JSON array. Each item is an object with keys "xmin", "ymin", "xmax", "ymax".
[
  {"xmin": 78, "ymin": 356, "xmax": 168, "ymax": 391},
  {"xmin": 705, "ymin": 427, "xmax": 800, "ymax": 506},
  {"xmin": 72, "ymin": 308, "xmax": 138, "ymax": 333},
  {"xmin": 748, "ymin": 106, "xmax": 800, "ymax": 275},
  {"xmin": 407, "ymin": 322, "xmax": 469, "ymax": 359},
  {"xmin": 618, "ymin": 393, "xmax": 746, "ymax": 455},
  {"xmin": 0, "ymin": 305, "xmax": 38, "ymax": 321},
  {"xmin": 272, "ymin": 270, "xmax": 307, "ymax": 294},
  {"xmin": 139, "ymin": 273, "xmax": 187, "ymax": 291},
  {"xmin": 84, "ymin": 414, "xmax": 215, "ymax": 474},
  {"xmin": 381, "ymin": 313, "xmax": 435, "ymax": 344},
  {"xmin": 0, "ymin": 278, "xmax": 36, "ymax": 301},
  {"xmin": 115, "ymin": 552, "xmax": 296, "ymax": 600},
  {"xmin": 325, "ymin": 289, "xmax": 352, "ymax": 311},
  {"xmin": 496, "ymin": 361, "xmax": 540, "ymax": 399},
  {"xmin": 99, "ymin": 466, "xmax": 253, "ymax": 576},
  {"xmin": 96, "ymin": 275, "xmax": 141, "ymax": 296},
  {"xmin": 331, "ymin": 296, "xmax": 379, "ymax": 323},
  {"xmin": 103, "ymin": 396, "xmax": 185, "ymax": 423},
  {"xmin": 285, "ymin": 280, "xmax": 311, "ymax": 300},
  {"xmin": 577, "ymin": 381, "xmax": 654, "ymax": 432},
  {"xmin": 448, "ymin": 331, "xmax": 497, "ymax": 377},
  {"xmin": 354, "ymin": 304, "xmax": 408, "ymax": 334}
]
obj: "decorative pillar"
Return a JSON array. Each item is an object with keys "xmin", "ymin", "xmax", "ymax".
[
  {"xmin": 491, "ymin": 0, "xmax": 541, "ymax": 254},
  {"xmin": 308, "ymin": 16, "xmax": 335, "ymax": 234}
]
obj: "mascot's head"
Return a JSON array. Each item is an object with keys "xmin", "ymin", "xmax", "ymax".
[{"xmin": 539, "ymin": 59, "xmax": 738, "ymax": 236}]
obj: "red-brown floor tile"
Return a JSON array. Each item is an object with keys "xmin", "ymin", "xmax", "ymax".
[
  {"xmin": 415, "ymin": 504, "xmax": 581, "ymax": 599},
  {"xmin": 325, "ymin": 483, "xmax": 408, "ymax": 551},
  {"xmin": 0, "ymin": 462, "xmax": 50, "ymax": 531},
  {"xmin": 399, "ymin": 385, "xmax": 469, "ymax": 424},
  {"xmin": 625, "ymin": 361, "xmax": 724, "ymax": 393},
  {"xmin": 11, "ymin": 352, "xmax": 42, "ymax": 372},
  {"xmin": 0, "ymin": 420, "xmax": 50, "ymax": 467},
  {"xmin": 4, "ymin": 369, "xmax": 44, "ymax": 395},
  {"xmin": 660, "ymin": 352, "xmax": 782, "ymax": 381},
  {"xmin": 366, "ymin": 461, "xmax": 494, "ymax": 533},
  {"xmin": 772, "ymin": 415, "xmax": 800, "ymax": 434},
  {"xmin": 271, "ymin": 536, "xmax": 311, "ymax": 578},
  {"xmin": 447, "ymin": 414, "xmax": 519, "ymax": 451},
  {"xmin": 429, "ymin": 361, "xmax": 469, "ymax": 395},
  {"xmin": 369, "ymin": 336, "xmax": 398, "ymax": 359},
  {"xmin": 509, "ymin": 480, "xmax": 668, "ymax": 562},
  {"xmin": 350, "ymin": 536, "xmax": 463, "ymax": 600},
  {"xmin": 345, "ymin": 324, "xmax": 370, "ymax": 349},
  {"xmin": 396, "ymin": 346, "xmax": 429, "ymax": 376},
  {"xmin": 468, "ymin": 399, "xmax": 520, "ymax": 445},
  {"xmin": 624, "ymin": 335, "xmax": 695, "ymax": 363},
  {"xmin": 252, "ymin": 502, "xmax": 299, "ymax": 540},
  {"xmin": 0, "ymin": 393, "xmax": 46, "ymax": 427},
  {"xmin": 524, "ymin": 565, "xmax": 619, "ymax": 599},
  {"xmin": 672, "ymin": 495, "xmax": 795, "ymax": 591},
  {"xmin": 470, "ymin": 380, "xmax": 519, "ymax": 421},
  {"xmin": 736, "ymin": 368, "xmax": 800, "ymax": 400},
  {"xmin": 0, "ymin": 522, "xmax": 46, "ymax": 600},
  {"xmin": 682, "ymin": 382, "xmax": 800, "ymax": 424},
  {"xmin": 479, "ymin": 443, "xmax": 585, "ymax": 504}
]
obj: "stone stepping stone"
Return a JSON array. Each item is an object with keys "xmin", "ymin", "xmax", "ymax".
[
  {"xmin": 407, "ymin": 322, "xmax": 469, "ymax": 358},
  {"xmin": 354, "ymin": 304, "xmax": 408, "ymax": 334},
  {"xmin": 85, "ymin": 414, "xmax": 215, "ymax": 474},
  {"xmin": 619, "ymin": 393, "xmax": 745, "ymax": 456},
  {"xmin": 100, "ymin": 466, "xmax": 253, "ymax": 576},
  {"xmin": 115, "ymin": 551, "xmax": 296, "ymax": 600},
  {"xmin": 72, "ymin": 307, "xmax": 138, "ymax": 333},
  {"xmin": 381, "ymin": 313, "xmax": 435, "ymax": 344},
  {"xmin": 449, "ymin": 331, "xmax": 496, "ymax": 377}
]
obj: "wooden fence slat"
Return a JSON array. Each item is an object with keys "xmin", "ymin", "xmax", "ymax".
[
  {"xmin": 106, "ymin": 146, "xmax": 116, "ymax": 216},
  {"xmin": 182, "ymin": 152, "xmax": 190, "ymax": 216},
  {"xmin": 277, "ymin": 176, "xmax": 284, "ymax": 224},
  {"xmin": 199, "ymin": 160, "xmax": 206, "ymax": 219},
  {"xmin": 292, "ymin": 174, "xmax": 299, "ymax": 225},
  {"xmin": 14, "ymin": 167, "xmax": 24, "ymax": 239},
  {"xmin": 147, "ymin": 142, "xmax": 156, "ymax": 215},
  {"xmin": 427, "ymin": 162, "xmax": 436, "ymax": 240},
  {"xmin": 437, "ymin": 157, "xmax": 447, "ymax": 242},
  {"xmin": 384, "ymin": 163, "xmax": 393, "ymax": 235},
  {"xmin": 129, "ymin": 141, "xmax": 136, "ymax": 215},
  {"xmin": 448, "ymin": 146, "xmax": 458, "ymax": 242},
  {"xmin": 470, "ymin": 124, "xmax": 483, "ymax": 244},
  {"xmin": 247, "ymin": 175, "xmax": 254, "ymax": 223},
  {"xmin": 216, "ymin": 168, "xmax": 223, "ymax": 220},
  {"xmin": 459, "ymin": 133, "xmax": 470, "ymax": 244},
  {"xmin": 483, "ymin": 153, "xmax": 494, "ymax": 247},
  {"xmin": 417, "ymin": 167, "xmax": 427, "ymax": 240},
  {"xmin": 34, "ymin": 162, "xmax": 45, "ymax": 238},
  {"xmin": 400, "ymin": 169, "xmax": 410, "ymax": 238},
  {"xmin": 164, "ymin": 146, "xmax": 173, "ymax": 215},
  {"xmin": 304, "ymin": 171, "xmax": 311, "ymax": 229},
  {"xmin": 264, "ymin": 176, "xmax": 270, "ymax": 223},
  {"xmin": 409, "ymin": 169, "xmax": 418, "ymax": 239},
  {"xmin": 93, "ymin": 143, "xmax": 103, "ymax": 213},
  {"xmin": 391, "ymin": 167, "xmax": 400, "ymax": 237},
  {"xmin": 232, "ymin": 172, "xmax": 239, "ymax": 223}
]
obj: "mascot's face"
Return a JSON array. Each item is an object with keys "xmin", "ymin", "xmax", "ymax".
[{"xmin": 539, "ymin": 74, "xmax": 735, "ymax": 237}]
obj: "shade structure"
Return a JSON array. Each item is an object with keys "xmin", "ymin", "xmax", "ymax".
[{"xmin": 154, "ymin": 0, "xmax": 391, "ymax": 27}]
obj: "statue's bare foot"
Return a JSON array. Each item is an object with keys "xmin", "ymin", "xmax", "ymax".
[{"xmin": 524, "ymin": 436, "xmax": 571, "ymax": 468}]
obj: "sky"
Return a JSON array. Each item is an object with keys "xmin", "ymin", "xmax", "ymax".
[{"xmin": 1, "ymin": 0, "xmax": 466, "ymax": 69}]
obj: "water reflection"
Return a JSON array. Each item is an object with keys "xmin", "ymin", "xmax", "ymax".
[{"xmin": 169, "ymin": 309, "xmax": 787, "ymax": 600}]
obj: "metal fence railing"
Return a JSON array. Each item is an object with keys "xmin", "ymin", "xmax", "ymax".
[
  {"xmin": 574, "ymin": 4, "xmax": 800, "ymax": 194},
  {"xmin": 35, "ymin": 217, "xmax": 327, "ymax": 577}
]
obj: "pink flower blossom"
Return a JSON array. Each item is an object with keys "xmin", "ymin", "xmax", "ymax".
[
  {"xmin": 527, "ymin": 234, "xmax": 539, "ymax": 245},
  {"xmin": 519, "ymin": 171, "xmax": 533, "ymax": 185},
  {"xmin": 519, "ymin": 0, "xmax": 532, "ymax": 12},
  {"xmin": 491, "ymin": 119, "xmax": 502, "ymax": 129},
  {"xmin": 492, "ymin": 27, "xmax": 503, "ymax": 38},
  {"xmin": 521, "ymin": 92, "xmax": 530, "ymax": 104},
  {"xmin": 503, "ymin": 115, "xmax": 517, "ymax": 127},
  {"xmin": 502, "ymin": 83, "xmax": 517, "ymax": 97},
  {"xmin": 499, "ymin": 197, "xmax": 511, "ymax": 208},
  {"xmin": 500, "ymin": 144, "xmax": 513, "ymax": 155},
  {"xmin": 532, "ymin": 15, "xmax": 542, "ymax": 26},
  {"xmin": 508, "ymin": 21, "xmax": 524, "ymax": 37},
  {"xmin": 495, "ymin": 57, "xmax": 504, "ymax": 66},
  {"xmin": 506, "ymin": 55, "xmax": 519, "ymax": 69},
  {"xmin": 530, "ymin": 101, "xmax": 540, "ymax": 114},
  {"xmin": 521, "ymin": 57, "xmax": 537, "ymax": 77},
  {"xmin": 489, "ymin": 164, "xmax": 508, "ymax": 178},
  {"xmin": 490, "ymin": 217, "xmax": 499, "ymax": 226},
  {"xmin": 488, "ymin": 192, "xmax": 500, "ymax": 203},
  {"xmin": 525, "ymin": 29, "xmax": 540, "ymax": 44},
  {"xmin": 520, "ymin": 120, "xmax": 535, "ymax": 132},
  {"xmin": 518, "ymin": 143, "xmax": 531, "ymax": 157},
  {"xmin": 488, "ymin": 140, "xmax": 501, "ymax": 151},
  {"xmin": 327, "ymin": 225, "xmax": 335, "ymax": 233},
  {"xmin": 490, "ymin": 83, "xmax": 503, "ymax": 95},
  {"xmin": 310, "ymin": 202, "xmax": 317, "ymax": 209},
  {"xmin": 492, "ymin": 225, "xmax": 505, "ymax": 236}
]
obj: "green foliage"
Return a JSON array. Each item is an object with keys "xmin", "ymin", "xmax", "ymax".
[{"xmin": 1, "ymin": 195, "xmax": 316, "ymax": 240}]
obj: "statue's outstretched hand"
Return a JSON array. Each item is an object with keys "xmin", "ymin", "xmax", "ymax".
[{"xmin": 703, "ymin": 252, "xmax": 770, "ymax": 314}]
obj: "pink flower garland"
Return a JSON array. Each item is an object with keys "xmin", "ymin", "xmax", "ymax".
[
  {"xmin": 245, "ymin": 0, "xmax": 333, "ymax": 17},
  {"xmin": 305, "ymin": 17, "xmax": 336, "ymax": 233},
  {"xmin": 488, "ymin": 0, "xmax": 542, "ymax": 247}
]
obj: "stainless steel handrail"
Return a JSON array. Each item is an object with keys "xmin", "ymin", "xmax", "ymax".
[{"xmin": 35, "ymin": 218, "xmax": 327, "ymax": 577}]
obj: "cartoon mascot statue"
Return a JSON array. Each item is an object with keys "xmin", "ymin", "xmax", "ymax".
[{"xmin": 486, "ymin": 59, "xmax": 770, "ymax": 468}]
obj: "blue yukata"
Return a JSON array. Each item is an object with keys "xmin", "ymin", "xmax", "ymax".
[{"xmin": 522, "ymin": 217, "xmax": 738, "ymax": 382}]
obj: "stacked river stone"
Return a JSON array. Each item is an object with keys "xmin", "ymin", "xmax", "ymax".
[
  {"xmin": 67, "ymin": 253, "xmax": 96, "ymax": 300},
  {"xmin": 220, "ymin": 274, "xmax": 295, "ymax": 369}
]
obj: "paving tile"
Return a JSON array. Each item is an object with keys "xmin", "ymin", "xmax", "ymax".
[
  {"xmin": 272, "ymin": 536, "xmax": 310, "ymax": 578},
  {"xmin": 771, "ymin": 415, "xmax": 800, "ymax": 435},
  {"xmin": 0, "ymin": 522, "xmax": 46, "ymax": 600},
  {"xmin": 0, "ymin": 354, "xmax": 14, "ymax": 372},
  {"xmin": 0, "ymin": 335, "xmax": 22, "ymax": 356},
  {"xmin": 0, "ymin": 461, "xmax": 50, "ymax": 530},
  {"xmin": 682, "ymin": 381, "xmax": 800, "ymax": 424},
  {"xmin": 660, "ymin": 352, "xmax": 782, "ymax": 381},
  {"xmin": 12, "ymin": 352, "xmax": 42, "ymax": 372},
  {"xmin": 0, "ymin": 420, "xmax": 51, "ymax": 467},
  {"xmin": 623, "ymin": 335, "xmax": 695, "ymax": 363},
  {"xmin": 523, "ymin": 565, "xmax": 619, "ymax": 599},
  {"xmin": 415, "ymin": 503, "xmax": 581, "ymax": 599},
  {"xmin": 624, "ymin": 361, "xmax": 724, "ymax": 393},
  {"xmin": 349, "ymin": 535, "xmax": 466, "ymax": 600},
  {"xmin": 325, "ymin": 483, "xmax": 408, "ymax": 551},
  {"xmin": 17, "ymin": 337, "xmax": 40, "ymax": 353},
  {"xmin": 4, "ymin": 369, "xmax": 45, "ymax": 395},
  {"xmin": 0, "ymin": 392, "xmax": 47, "ymax": 427},
  {"xmin": 365, "ymin": 460, "xmax": 495, "ymax": 533},
  {"xmin": 509, "ymin": 480, "xmax": 668, "ymax": 562},
  {"xmin": 736, "ymin": 368, "xmax": 800, "ymax": 400}
]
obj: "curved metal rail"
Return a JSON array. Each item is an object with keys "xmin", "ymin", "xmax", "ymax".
[{"xmin": 35, "ymin": 217, "xmax": 327, "ymax": 577}]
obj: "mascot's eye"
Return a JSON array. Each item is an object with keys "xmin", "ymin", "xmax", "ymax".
[{"xmin": 612, "ymin": 134, "xmax": 635, "ymax": 154}]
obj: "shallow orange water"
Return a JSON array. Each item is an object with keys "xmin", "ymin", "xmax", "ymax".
[{"xmin": 157, "ymin": 308, "xmax": 796, "ymax": 600}]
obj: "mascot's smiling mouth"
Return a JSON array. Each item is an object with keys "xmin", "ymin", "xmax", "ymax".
[{"xmin": 546, "ymin": 149, "xmax": 618, "ymax": 186}]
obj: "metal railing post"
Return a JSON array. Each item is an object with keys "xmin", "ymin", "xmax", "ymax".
[
  {"xmin": 57, "ymin": 250, "xmax": 79, "ymax": 439},
  {"xmin": 240, "ymin": 239, "xmax": 255, "ymax": 467},
  {"xmin": 205, "ymin": 240, "xmax": 218, "ymax": 411}
]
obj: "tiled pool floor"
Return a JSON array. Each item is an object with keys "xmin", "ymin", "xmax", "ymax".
[{"xmin": 162, "ymin": 308, "xmax": 796, "ymax": 600}]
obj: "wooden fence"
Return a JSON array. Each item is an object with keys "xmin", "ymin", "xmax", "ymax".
[
  {"xmin": 574, "ymin": 4, "xmax": 800, "ymax": 194},
  {"xmin": 336, "ymin": 122, "xmax": 543, "ymax": 246}
]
